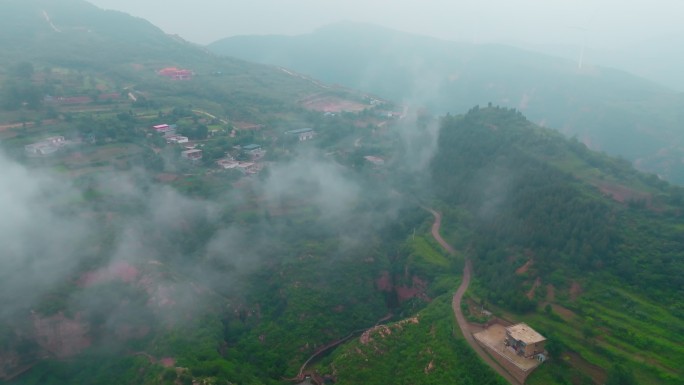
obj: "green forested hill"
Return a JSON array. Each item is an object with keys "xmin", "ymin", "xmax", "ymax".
[
  {"xmin": 2, "ymin": 2, "xmax": 684, "ymax": 385},
  {"xmin": 430, "ymin": 107, "xmax": 684, "ymax": 384},
  {"xmin": 317, "ymin": 107, "xmax": 683, "ymax": 385},
  {"xmin": 208, "ymin": 22, "xmax": 684, "ymax": 184},
  {"xmin": 432, "ymin": 107, "xmax": 684, "ymax": 306}
]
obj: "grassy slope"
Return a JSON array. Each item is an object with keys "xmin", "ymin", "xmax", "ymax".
[
  {"xmin": 322, "ymin": 294, "xmax": 507, "ymax": 385},
  {"xmin": 319, "ymin": 214, "xmax": 505, "ymax": 385}
]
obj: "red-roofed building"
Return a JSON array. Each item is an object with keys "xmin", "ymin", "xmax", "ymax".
[{"xmin": 157, "ymin": 67, "xmax": 193, "ymax": 80}]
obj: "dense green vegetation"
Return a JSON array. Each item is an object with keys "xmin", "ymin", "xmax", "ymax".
[
  {"xmin": 2, "ymin": 2, "xmax": 684, "ymax": 385},
  {"xmin": 320, "ymin": 294, "xmax": 506, "ymax": 385},
  {"xmin": 429, "ymin": 107, "xmax": 684, "ymax": 384}
]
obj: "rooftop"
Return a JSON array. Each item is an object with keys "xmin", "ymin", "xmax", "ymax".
[
  {"xmin": 506, "ymin": 323, "xmax": 546, "ymax": 344},
  {"xmin": 285, "ymin": 128, "xmax": 314, "ymax": 135}
]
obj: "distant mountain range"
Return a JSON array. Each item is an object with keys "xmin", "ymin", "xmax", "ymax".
[
  {"xmin": 511, "ymin": 33, "xmax": 684, "ymax": 93},
  {"xmin": 209, "ymin": 22, "xmax": 684, "ymax": 184},
  {"xmin": 1, "ymin": 3, "xmax": 683, "ymax": 385}
]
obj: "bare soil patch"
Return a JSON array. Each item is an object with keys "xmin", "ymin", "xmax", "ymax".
[
  {"xmin": 159, "ymin": 357, "xmax": 176, "ymax": 368},
  {"xmin": 526, "ymin": 277, "xmax": 542, "ymax": 300},
  {"xmin": 375, "ymin": 271, "xmax": 392, "ymax": 292},
  {"xmin": 515, "ymin": 259, "xmax": 533, "ymax": 275},
  {"xmin": 570, "ymin": 281, "xmax": 583, "ymax": 301},
  {"xmin": 155, "ymin": 173, "xmax": 179, "ymax": 183},
  {"xmin": 551, "ymin": 304, "xmax": 577, "ymax": 321},
  {"xmin": 593, "ymin": 180, "xmax": 651, "ymax": 205},
  {"xmin": 233, "ymin": 122, "xmax": 264, "ymax": 130},
  {"xmin": 78, "ymin": 261, "xmax": 139, "ymax": 287},
  {"xmin": 300, "ymin": 94, "xmax": 368, "ymax": 113},
  {"xmin": 546, "ymin": 284, "xmax": 556, "ymax": 302}
]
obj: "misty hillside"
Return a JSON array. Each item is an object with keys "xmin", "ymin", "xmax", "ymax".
[
  {"xmin": 1, "ymin": 2, "xmax": 683, "ymax": 385},
  {"xmin": 520, "ymin": 34, "xmax": 684, "ymax": 93},
  {"xmin": 0, "ymin": 0, "xmax": 369, "ymax": 124},
  {"xmin": 0, "ymin": 0, "xmax": 201, "ymax": 65},
  {"xmin": 209, "ymin": 22, "xmax": 684, "ymax": 184},
  {"xmin": 318, "ymin": 107, "xmax": 684, "ymax": 385}
]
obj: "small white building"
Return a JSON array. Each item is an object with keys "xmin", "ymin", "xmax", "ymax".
[
  {"xmin": 166, "ymin": 135, "xmax": 189, "ymax": 144},
  {"xmin": 25, "ymin": 136, "xmax": 66, "ymax": 156},
  {"xmin": 181, "ymin": 149, "xmax": 203, "ymax": 161},
  {"xmin": 217, "ymin": 158, "xmax": 239, "ymax": 169},
  {"xmin": 285, "ymin": 128, "xmax": 315, "ymax": 141}
]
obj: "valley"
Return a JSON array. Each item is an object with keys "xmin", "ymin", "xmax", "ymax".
[{"xmin": 0, "ymin": 2, "xmax": 683, "ymax": 385}]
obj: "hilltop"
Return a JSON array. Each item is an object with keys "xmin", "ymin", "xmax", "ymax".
[
  {"xmin": 313, "ymin": 106, "xmax": 684, "ymax": 385},
  {"xmin": 209, "ymin": 22, "xmax": 684, "ymax": 184}
]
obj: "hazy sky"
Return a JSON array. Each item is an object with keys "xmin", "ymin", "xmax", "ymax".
[{"xmin": 88, "ymin": 0, "xmax": 682, "ymax": 49}]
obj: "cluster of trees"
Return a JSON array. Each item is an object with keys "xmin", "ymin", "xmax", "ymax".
[{"xmin": 1, "ymin": 62, "xmax": 43, "ymax": 110}]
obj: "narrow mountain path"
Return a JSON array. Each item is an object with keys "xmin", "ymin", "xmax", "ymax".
[
  {"xmin": 426, "ymin": 209, "xmax": 522, "ymax": 385},
  {"xmin": 42, "ymin": 10, "xmax": 62, "ymax": 33},
  {"xmin": 426, "ymin": 208, "xmax": 455, "ymax": 254}
]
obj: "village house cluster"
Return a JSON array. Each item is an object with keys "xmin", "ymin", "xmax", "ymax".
[
  {"xmin": 150, "ymin": 121, "xmax": 321, "ymax": 175},
  {"xmin": 216, "ymin": 143, "xmax": 266, "ymax": 175},
  {"xmin": 151, "ymin": 123, "xmax": 200, "ymax": 161},
  {"xmin": 25, "ymin": 136, "xmax": 68, "ymax": 156}
]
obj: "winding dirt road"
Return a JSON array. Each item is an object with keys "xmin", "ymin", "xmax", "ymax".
[
  {"xmin": 426, "ymin": 209, "xmax": 455, "ymax": 254},
  {"xmin": 426, "ymin": 209, "xmax": 521, "ymax": 385}
]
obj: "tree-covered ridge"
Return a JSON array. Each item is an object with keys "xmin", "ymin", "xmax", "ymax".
[
  {"xmin": 432, "ymin": 106, "xmax": 683, "ymax": 305},
  {"xmin": 430, "ymin": 106, "xmax": 684, "ymax": 384},
  {"xmin": 2, "ymin": 2, "xmax": 684, "ymax": 384}
]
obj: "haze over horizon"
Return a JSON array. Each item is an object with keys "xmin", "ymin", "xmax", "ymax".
[
  {"xmin": 86, "ymin": 0, "xmax": 681, "ymax": 47},
  {"xmin": 1, "ymin": 1, "xmax": 684, "ymax": 384},
  {"xmin": 87, "ymin": 0, "xmax": 684, "ymax": 90}
]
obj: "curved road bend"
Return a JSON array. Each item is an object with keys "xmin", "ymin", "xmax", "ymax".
[{"xmin": 426, "ymin": 209, "xmax": 522, "ymax": 385}]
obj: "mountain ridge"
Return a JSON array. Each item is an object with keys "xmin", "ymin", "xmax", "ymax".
[
  {"xmin": 209, "ymin": 22, "xmax": 684, "ymax": 184},
  {"xmin": 1, "ymin": 3, "xmax": 683, "ymax": 385}
]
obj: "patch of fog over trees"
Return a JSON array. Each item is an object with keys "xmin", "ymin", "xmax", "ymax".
[{"xmin": 0, "ymin": 113, "xmax": 442, "ymax": 346}]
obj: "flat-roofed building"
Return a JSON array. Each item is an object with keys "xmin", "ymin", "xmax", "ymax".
[
  {"xmin": 181, "ymin": 149, "xmax": 203, "ymax": 161},
  {"xmin": 285, "ymin": 128, "xmax": 315, "ymax": 141},
  {"xmin": 505, "ymin": 323, "xmax": 546, "ymax": 358}
]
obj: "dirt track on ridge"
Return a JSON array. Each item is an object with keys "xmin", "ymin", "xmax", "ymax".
[{"xmin": 426, "ymin": 209, "xmax": 521, "ymax": 385}]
